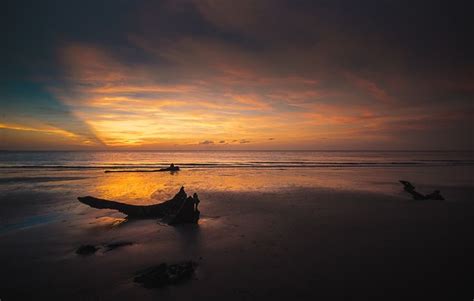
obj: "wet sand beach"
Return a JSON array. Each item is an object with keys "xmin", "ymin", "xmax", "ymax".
[{"xmin": 0, "ymin": 152, "xmax": 473, "ymax": 300}]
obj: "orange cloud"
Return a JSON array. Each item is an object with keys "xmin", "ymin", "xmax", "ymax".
[{"xmin": 16, "ymin": 38, "xmax": 465, "ymax": 150}]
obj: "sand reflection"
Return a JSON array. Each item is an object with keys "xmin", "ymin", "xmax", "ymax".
[
  {"xmin": 89, "ymin": 216, "xmax": 127, "ymax": 228},
  {"xmin": 89, "ymin": 168, "xmax": 371, "ymax": 206},
  {"xmin": 93, "ymin": 173, "xmax": 172, "ymax": 205},
  {"xmin": 84, "ymin": 167, "xmax": 425, "ymax": 211}
]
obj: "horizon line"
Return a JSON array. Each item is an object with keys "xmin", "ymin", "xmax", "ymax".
[{"xmin": 0, "ymin": 149, "xmax": 473, "ymax": 152}]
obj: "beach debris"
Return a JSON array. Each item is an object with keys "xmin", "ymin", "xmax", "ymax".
[
  {"xmin": 78, "ymin": 186, "xmax": 200, "ymax": 224},
  {"xmin": 399, "ymin": 180, "xmax": 445, "ymax": 200},
  {"xmin": 104, "ymin": 163, "xmax": 180, "ymax": 173},
  {"xmin": 159, "ymin": 163, "xmax": 180, "ymax": 172},
  {"xmin": 76, "ymin": 244, "xmax": 98, "ymax": 255},
  {"xmin": 76, "ymin": 241, "xmax": 134, "ymax": 255},
  {"xmin": 104, "ymin": 241, "xmax": 134, "ymax": 252},
  {"xmin": 134, "ymin": 261, "xmax": 197, "ymax": 288}
]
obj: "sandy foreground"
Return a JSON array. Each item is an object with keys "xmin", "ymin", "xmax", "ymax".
[{"xmin": 0, "ymin": 183, "xmax": 473, "ymax": 300}]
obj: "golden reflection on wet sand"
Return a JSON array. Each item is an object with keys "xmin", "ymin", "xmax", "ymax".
[
  {"xmin": 89, "ymin": 216, "xmax": 127, "ymax": 228},
  {"xmin": 67, "ymin": 165, "xmax": 472, "ymax": 210},
  {"xmin": 94, "ymin": 172, "xmax": 173, "ymax": 205},
  {"xmin": 90, "ymin": 168, "xmax": 379, "ymax": 205}
]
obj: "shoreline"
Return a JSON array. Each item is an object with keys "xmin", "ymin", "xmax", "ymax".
[{"xmin": 1, "ymin": 186, "xmax": 473, "ymax": 299}]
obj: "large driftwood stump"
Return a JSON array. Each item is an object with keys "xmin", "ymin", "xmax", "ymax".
[{"xmin": 78, "ymin": 186, "xmax": 200, "ymax": 224}]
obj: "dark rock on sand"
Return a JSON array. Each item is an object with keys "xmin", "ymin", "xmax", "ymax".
[
  {"xmin": 399, "ymin": 180, "xmax": 445, "ymax": 200},
  {"xmin": 78, "ymin": 186, "xmax": 200, "ymax": 224},
  {"xmin": 134, "ymin": 261, "xmax": 197, "ymax": 288},
  {"xmin": 76, "ymin": 244, "xmax": 98, "ymax": 255},
  {"xmin": 76, "ymin": 241, "xmax": 133, "ymax": 255},
  {"xmin": 104, "ymin": 241, "xmax": 134, "ymax": 252}
]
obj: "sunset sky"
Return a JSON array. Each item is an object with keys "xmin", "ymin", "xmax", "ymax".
[{"xmin": 1, "ymin": 0, "xmax": 473, "ymax": 150}]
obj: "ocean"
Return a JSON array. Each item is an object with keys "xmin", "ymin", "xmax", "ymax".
[
  {"xmin": 1, "ymin": 150, "xmax": 472, "ymax": 208},
  {"xmin": 1, "ymin": 150, "xmax": 473, "ymax": 169}
]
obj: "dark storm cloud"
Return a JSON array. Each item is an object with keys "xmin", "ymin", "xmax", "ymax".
[
  {"xmin": 3, "ymin": 0, "xmax": 473, "ymax": 73},
  {"xmin": 3, "ymin": 0, "xmax": 472, "ymax": 87}
]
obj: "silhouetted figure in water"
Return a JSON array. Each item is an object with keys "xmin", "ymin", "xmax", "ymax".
[{"xmin": 399, "ymin": 180, "xmax": 444, "ymax": 200}]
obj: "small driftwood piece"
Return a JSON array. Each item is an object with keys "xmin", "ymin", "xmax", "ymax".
[
  {"xmin": 104, "ymin": 164, "xmax": 180, "ymax": 173},
  {"xmin": 399, "ymin": 180, "xmax": 444, "ymax": 200},
  {"xmin": 78, "ymin": 186, "xmax": 200, "ymax": 224}
]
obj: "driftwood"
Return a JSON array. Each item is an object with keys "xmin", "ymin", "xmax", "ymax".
[
  {"xmin": 78, "ymin": 186, "xmax": 200, "ymax": 224},
  {"xmin": 104, "ymin": 164, "xmax": 180, "ymax": 173},
  {"xmin": 159, "ymin": 163, "xmax": 180, "ymax": 172},
  {"xmin": 399, "ymin": 180, "xmax": 444, "ymax": 200}
]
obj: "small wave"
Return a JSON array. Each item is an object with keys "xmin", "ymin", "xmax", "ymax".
[
  {"xmin": 0, "ymin": 176, "xmax": 88, "ymax": 184},
  {"xmin": 0, "ymin": 160, "xmax": 472, "ymax": 170}
]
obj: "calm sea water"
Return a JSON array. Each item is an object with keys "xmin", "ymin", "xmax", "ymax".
[{"xmin": 1, "ymin": 150, "xmax": 473, "ymax": 169}]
